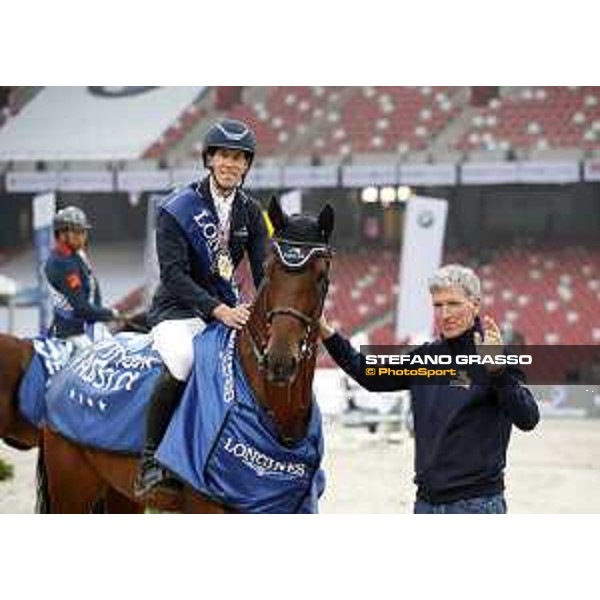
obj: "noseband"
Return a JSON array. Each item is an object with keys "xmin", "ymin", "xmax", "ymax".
[{"xmin": 246, "ymin": 239, "xmax": 332, "ymax": 372}]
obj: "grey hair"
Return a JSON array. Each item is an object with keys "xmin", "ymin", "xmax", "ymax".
[{"xmin": 428, "ymin": 264, "xmax": 481, "ymax": 299}]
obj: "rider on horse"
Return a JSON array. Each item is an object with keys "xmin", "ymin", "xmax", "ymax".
[
  {"xmin": 45, "ymin": 206, "xmax": 122, "ymax": 350},
  {"xmin": 134, "ymin": 118, "xmax": 269, "ymax": 496}
]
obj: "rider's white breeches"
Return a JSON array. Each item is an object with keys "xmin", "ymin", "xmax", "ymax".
[{"xmin": 151, "ymin": 318, "xmax": 206, "ymax": 381}]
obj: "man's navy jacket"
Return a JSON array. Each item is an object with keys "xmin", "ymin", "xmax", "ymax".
[
  {"xmin": 44, "ymin": 242, "xmax": 114, "ymax": 338},
  {"xmin": 324, "ymin": 328, "xmax": 540, "ymax": 504},
  {"xmin": 148, "ymin": 178, "xmax": 268, "ymax": 326}
]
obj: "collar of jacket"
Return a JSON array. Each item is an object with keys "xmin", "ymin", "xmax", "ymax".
[
  {"xmin": 54, "ymin": 241, "xmax": 74, "ymax": 257},
  {"xmin": 197, "ymin": 177, "xmax": 249, "ymax": 209},
  {"xmin": 442, "ymin": 326, "xmax": 477, "ymax": 351}
]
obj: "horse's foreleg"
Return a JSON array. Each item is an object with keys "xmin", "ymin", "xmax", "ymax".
[
  {"xmin": 104, "ymin": 487, "xmax": 144, "ymax": 514},
  {"xmin": 43, "ymin": 428, "xmax": 105, "ymax": 513}
]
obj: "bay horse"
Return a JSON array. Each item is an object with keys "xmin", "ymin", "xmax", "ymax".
[
  {"xmin": 0, "ymin": 310, "xmax": 151, "ymax": 449},
  {"xmin": 42, "ymin": 198, "xmax": 335, "ymax": 513},
  {"xmin": 0, "ymin": 314, "xmax": 152, "ymax": 513},
  {"xmin": 0, "ymin": 334, "xmax": 38, "ymax": 451}
]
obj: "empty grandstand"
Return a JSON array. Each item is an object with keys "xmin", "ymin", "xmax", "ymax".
[{"xmin": 1, "ymin": 87, "xmax": 599, "ymax": 358}]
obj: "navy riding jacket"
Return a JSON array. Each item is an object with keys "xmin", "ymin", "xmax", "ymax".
[
  {"xmin": 44, "ymin": 242, "xmax": 114, "ymax": 338},
  {"xmin": 148, "ymin": 178, "xmax": 268, "ymax": 326},
  {"xmin": 323, "ymin": 328, "xmax": 540, "ymax": 504}
]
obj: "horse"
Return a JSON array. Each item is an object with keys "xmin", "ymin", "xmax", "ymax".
[
  {"xmin": 0, "ymin": 314, "xmax": 152, "ymax": 513},
  {"xmin": 41, "ymin": 197, "xmax": 335, "ymax": 513},
  {"xmin": 0, "ymin": 334, "xmax": 38, "ymax": 450}
]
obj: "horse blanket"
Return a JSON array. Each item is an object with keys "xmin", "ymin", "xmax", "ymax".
[
  {"xmin": 157, "ymin": 323, "xmax": 325, "ymax": 513},
  {"xmin": 18, "ymin": 337, "xmax": 76, "ymax": 427},
  {"xmin": 43, "ymin": 333, "xmax": 162, "ymax": 453}
]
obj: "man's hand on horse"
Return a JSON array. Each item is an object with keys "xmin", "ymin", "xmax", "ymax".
[
  {"xmin": 213, "ymin": 303, "xmax": 250, "ymax": 330},
  {"xmin": 318, "ymin": 315, "xmax": 335, "ymax": 341},
  {"xmin": 474, "ymin": 315, "xmax": 505, "ymax": 374}
]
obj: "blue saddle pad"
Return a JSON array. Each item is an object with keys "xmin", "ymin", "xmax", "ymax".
[
  {"xmin": 45, "ymin": 333, "xmax": 162, "ymax": 454},
  {"xmin": 157, "ymin": 323, "xmax": 326, "ymax": 514},
  {"xmin": 18, "ymin": 338, "xmax": 76, "ymax": 427}
]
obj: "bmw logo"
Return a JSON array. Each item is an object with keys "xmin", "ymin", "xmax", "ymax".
[{"xmin": 417, "ymin": 210, "xmax": 435, "ymax": 228}]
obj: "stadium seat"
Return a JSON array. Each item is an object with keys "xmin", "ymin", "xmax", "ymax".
[{"xmin": 456, "ymin": 87, "xmax": 600, "ymax": 157}]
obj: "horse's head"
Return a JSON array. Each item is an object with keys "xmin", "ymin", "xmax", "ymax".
[{"xmin": 254, "ymin": 197, "xmax": 334, "ymax": 386}]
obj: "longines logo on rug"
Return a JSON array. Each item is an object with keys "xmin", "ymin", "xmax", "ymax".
[
  {"xmin": 222, "ymin": 437, "xmax": 307, "ymax": 479},
  {"xmin": 220, "ymin": 331, "xmax": 236, "ymax": 404},
  {"xmin": 87, "ymin": 87, "xmax": 159, "ymax": 98}
]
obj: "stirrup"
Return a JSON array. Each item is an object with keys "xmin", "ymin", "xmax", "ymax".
[{"xmin": 134, "ymin": 458, "xmax": 181, "ymax": 497}]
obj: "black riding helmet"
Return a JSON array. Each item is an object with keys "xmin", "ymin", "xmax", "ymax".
[
  {"xmin": 202, "ymin": 118, "xmax": 257, "ymax": 170},
  {"xmin": 53, "ymin": 206, "xmax": 92, "ymax": 233}
]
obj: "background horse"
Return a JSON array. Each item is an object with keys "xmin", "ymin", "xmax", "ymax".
[
  {"xmin": 1, "ymin": 311, "xmax": 151, "ymax": 448},
  {"xmin": 0, "ymin": 334, "xmax": 37, "ymax": 450},
  {"xmin": 41, "ymin": 198, "xmax": 335, "ymax": 513},
  {"xmin": 0, "ymin": 314, "xmax": 151, "ymax": 512}
]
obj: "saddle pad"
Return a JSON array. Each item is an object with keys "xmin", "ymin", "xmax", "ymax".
[
  {"xmin": 18, "ymin": 338, "xmax": 76, "ymax": 427},
  {"xmin": 157, "ymin": 323, "xmax": 326, "ymax": 513},
  {"xmin": 45, "ymin": 333, "xmax": 162, "ymax": 453}
]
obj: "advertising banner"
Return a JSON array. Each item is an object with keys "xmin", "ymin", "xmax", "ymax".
[
  {"xmin": 342, "ymin": 164, "xmax": 398, "ymax": 187},
  {"xmin": 395, "ymin": 196, "xmax": 448, "ymax": 341},
  {"xmin": 33, "ymin": 192, "xmax": 56, "ymax": 334},
  {"xmin": 282, "ymin": 166, "xmax": 338, "ymax": 188}
]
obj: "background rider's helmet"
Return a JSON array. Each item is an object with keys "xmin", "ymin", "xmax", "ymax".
[
  {"xmin": 202, "ymin": 118, "xmax": 256, "ymax": 170},
  {"xmin": 53, "ymin": 206, "xmax": 92, "ymax": 233}
]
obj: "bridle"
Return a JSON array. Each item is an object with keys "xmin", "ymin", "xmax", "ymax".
[{"xmin": 245, "ymin": 238, "xmax": 333, "ymax": 374}]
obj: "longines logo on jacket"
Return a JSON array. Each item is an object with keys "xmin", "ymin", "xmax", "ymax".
[
  {"xmin": 193, "ymin": 209, "xmax": 221, "ymax": 256},
  {"xmin": 222, "ymin": 437, "xmax": 307, "ymax": 479}
]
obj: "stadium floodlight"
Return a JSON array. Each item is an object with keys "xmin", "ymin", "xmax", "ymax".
[
  {"xmin": 380, "ymin": 186, "xmax": 397, "ymax": 205},
  {"xmin": 361, "ymin": 186, "xmax": 379, "ymax": 203},
  {"xmin": 397, "ymin": 185, "xmax": 413, "ymax": 202}
]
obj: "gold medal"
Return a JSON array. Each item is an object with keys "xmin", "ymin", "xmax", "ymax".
[{"xmin": 217, "ymin": 252, "xmax": 234, "ymax": 281}]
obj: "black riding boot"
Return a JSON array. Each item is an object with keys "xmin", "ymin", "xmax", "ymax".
[{"xmin": 134, "ymin": 368, "xmax": 186, "ymax": 496}]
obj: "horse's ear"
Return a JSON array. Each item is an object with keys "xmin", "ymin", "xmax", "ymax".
[
  {"xmin": 318, "ymin": 204, "xmax": 335, "ymax": 241},
  {"xmin": 268, "ymin": 196, "xmax": 286, "ymax": 234}
]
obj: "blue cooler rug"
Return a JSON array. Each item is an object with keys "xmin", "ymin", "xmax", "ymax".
[
  {"xmin": 44, "ymin": 333, "xmax": 162, "ymax": 453},
  {"xmin": 157, "ymin": 323, "xmax": 325, "ymax": 513}
]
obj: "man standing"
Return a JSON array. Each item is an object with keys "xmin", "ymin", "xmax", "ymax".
[
  {"xmin": 320, "ymin": 264, "xmax": 539, "ymax": 513},
  {"xmin": 44, "ymin": 206, "xmax": 120, "ymax": 350},
  {"xmin": 135, "ymin": 118, "xmax": 268, "ymax": 495}
]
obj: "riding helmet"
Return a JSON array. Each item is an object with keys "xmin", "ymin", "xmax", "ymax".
[
  {"xmin": 202, "ymin": 118, "xmax": 257, "ymax": 169},
  {"xmin": 53, "ymin": 206, "xmax": 92, "ymax": 233}
]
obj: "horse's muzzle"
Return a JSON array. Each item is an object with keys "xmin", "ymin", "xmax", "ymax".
[{"xmin": 265, "ymin": 354, "xmax": 299, "ymax": 386}]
